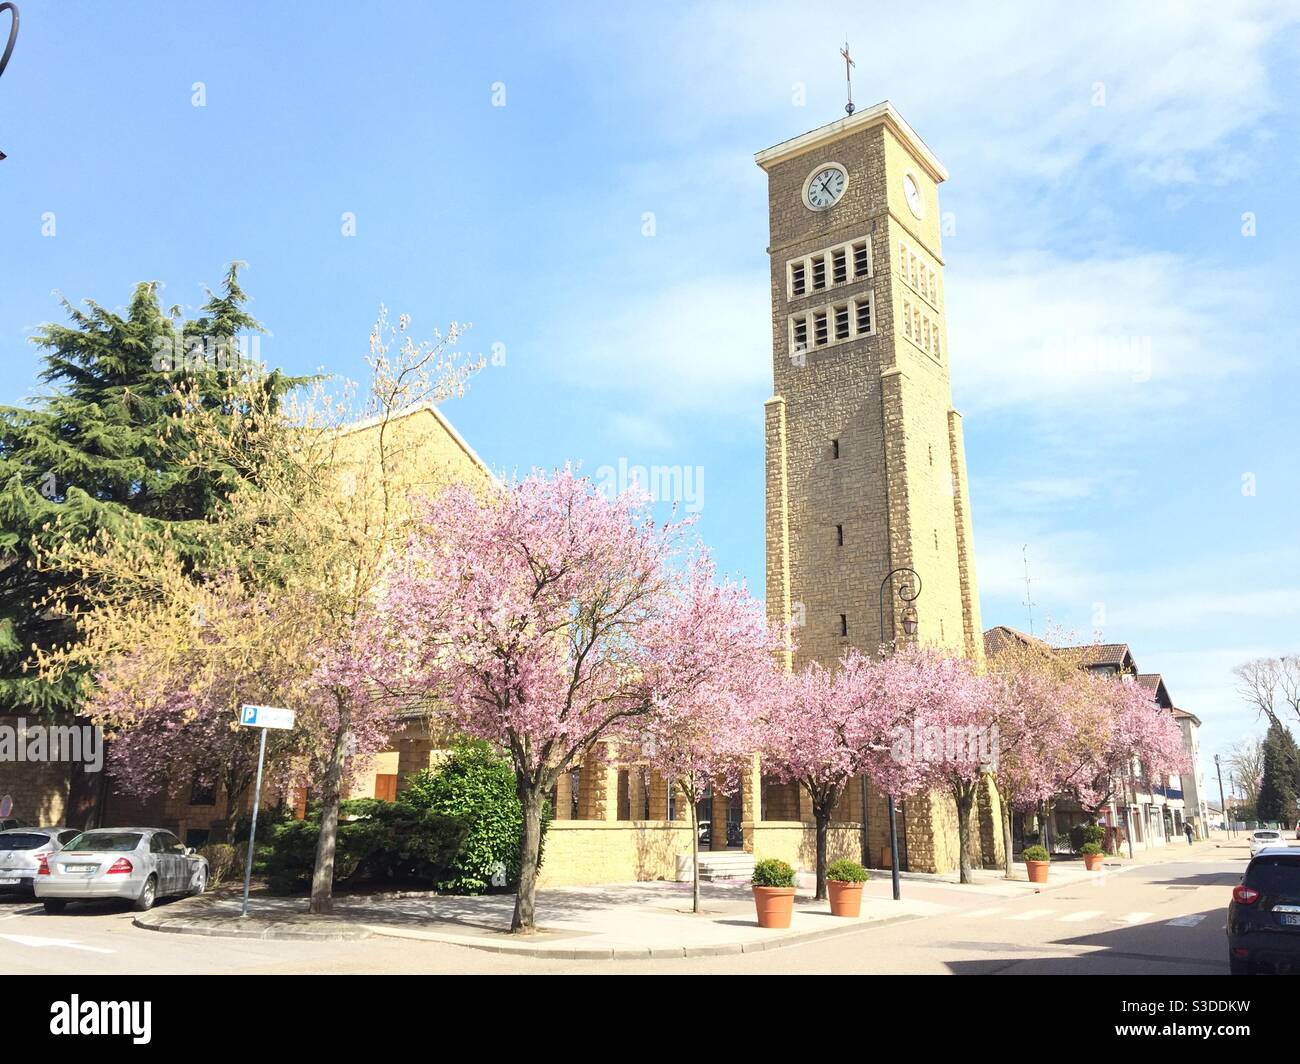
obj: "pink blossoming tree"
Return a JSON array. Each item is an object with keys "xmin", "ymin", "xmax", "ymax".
[{"xmin": 364, "ymin": 469, "xmax": 778, "ymax": 932}]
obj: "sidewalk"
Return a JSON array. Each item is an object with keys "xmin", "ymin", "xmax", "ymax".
[
  {"xmin": 133, "ymin": 837, "xmax": 1232, "ymax": 958},
  {"xmin": 136, "ymin": 880, "xmax": 939, "ymax": 958}
]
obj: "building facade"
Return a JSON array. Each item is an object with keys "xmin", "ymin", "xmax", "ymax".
[{"xmin": 757, "ymin": 101, "xmax": 988, "ymax": 871}]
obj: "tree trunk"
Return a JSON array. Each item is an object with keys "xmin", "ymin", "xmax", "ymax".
[
  {"xmin": 308, "ymin": 697, "xmax": 351, "ymax": 915},
  {"xmin": 814, "ymin": 809, "xmax": 830, "ymax": 900},
  {"xmin": 956, "ymin": 785, "xmax": 975, "ymax": 885},
  {"xmin": 689, "ymin": 785, "xmax": 701, "ymax": 914},
  {"xmin": 1000, "ymin": 795, "xmax": 1014, "ymax": 879},
  {"xmin": 511, "ymin": 787, "xmax": 545, "ymax": 933}
]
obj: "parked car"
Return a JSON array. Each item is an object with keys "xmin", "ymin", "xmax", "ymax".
[
  {"xmin": 34, "ymin": 828, "xmax": 208, "ymax": 913},
  {"xmin": 0, "ymin": 817, "xmax": 32, "ymax": 832},
  {"xmin": 0, "ymin": 827, "xmax": 81, "ymax": 895},
  {"xmin": 1249, "ymin": 829, "xmax": 1283, "ymax": 857},
  {"xmin": 1227, "ymin": 847, "xmax": 1300, "ymax": 974}
]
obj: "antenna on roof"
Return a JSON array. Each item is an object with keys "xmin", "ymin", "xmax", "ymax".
[
  {"xmin": 840, "ymin": 40, "xmax": 855, "ymax": 116},
  {"xmin": 1021, "ymin": 544, "xmax": 1036, "ymax": 636}
]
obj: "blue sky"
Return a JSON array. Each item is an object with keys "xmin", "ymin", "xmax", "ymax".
[{"xmin": 2, "ymin": 1, "xmax": 1299, "ymax": 781}]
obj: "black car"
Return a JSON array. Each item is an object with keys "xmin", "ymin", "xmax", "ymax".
[{"xmin": 1227, "ymin": 847, "xmax": 1300, "ymax": 974}]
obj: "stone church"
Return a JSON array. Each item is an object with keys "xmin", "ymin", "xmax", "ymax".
[{"xmin": 1, "ymin": 102, "xmax": 1001, "ymax": 884}]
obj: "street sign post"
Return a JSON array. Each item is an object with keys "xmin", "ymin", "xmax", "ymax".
[{"xmin": 237, "ymin": 705, "xmax": 296, "ymax": 917}]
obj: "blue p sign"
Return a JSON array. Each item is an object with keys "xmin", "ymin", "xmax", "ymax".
[{"xmin": 242, "ymin": 706, "xmax": 257, "ymax": 724}]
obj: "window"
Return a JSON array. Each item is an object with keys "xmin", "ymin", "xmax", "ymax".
[
  {"xmin": 903, "ymin": 300, "xmax": 913, "ymax": 339},
  {"xmin": 836, "ymin": 524, "xmax": 844, "ymax": 546},
  {"xmin": 813, "ymin": 310, "xmax": 828, "ymax": 346},
  {"xmin": 855, "ymin": 296, "xmax": 872, "ymax": 335},
  {"xmin": 831, "ymin": 438, "xmax": 840, "ymax": 459},
  {"xmin": 839, "ymin": 614, "xmax": 848, "ymax": 637},
  {"xmin": 787, "ymin": 237, "xmax": 872, "ymax": 299},
  {"xmin": 834, "ymin": 304, "xmax": 850, "ymax": 340},
  {"xmin": 185, "ymin": 828, "xmax": 210, "ymax": 850},
  {"xmin": 791, "ymin": 314, "xmax": 808, "ymax": 352},
  {"xmin": 374, "ymin": 773, "xmax": 398, "ymax": 802},
  {"xmin": 852, "ymin": 240, "xmax": 870, "ymax": 278},
  {"xmin": 189, "ymin": 775, "xmax": 216, "ymax": 806}
]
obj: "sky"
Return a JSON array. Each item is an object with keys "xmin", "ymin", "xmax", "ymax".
[{"xmin": 2, "ymin": 1, "xmax": 1298, "ymax": 788}]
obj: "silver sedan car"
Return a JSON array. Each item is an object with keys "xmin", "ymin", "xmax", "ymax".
[
  {"xmin": 35, "ymin": 828, "xmax": 208, "ymax": 913},
  {"xmin": 0, "ymin": 827, "xmax": 81, "ymax": 895}
]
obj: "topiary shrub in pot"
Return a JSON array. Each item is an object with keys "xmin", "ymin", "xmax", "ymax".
[
  {"xmin": 1022, "ymin": 843, "xmax": 1051, "ymax": 884},
  {"xmin": 825, "ymin": 858, "xmax": 869, "ymax": 917},
  {"xmin": 1080, "ymin": 841, "xmax": 1105, "ymax": 871},
  {"xmin": 752, "ymin": 857, "xmax": 797, "ymax": 929}
]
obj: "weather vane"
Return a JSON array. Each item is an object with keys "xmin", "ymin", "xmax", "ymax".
[
  {"xmin": 840, "ymin": 40, "xmax": 855, "ymax": 116},
  {"xmin": 0, "ymin": 3, "xmax": 19, "ymax": 161}
]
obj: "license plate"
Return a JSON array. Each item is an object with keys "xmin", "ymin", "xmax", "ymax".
[
  {"xmin": 66, "ymin": 864, "xmax": 97, "ymax": 873},
  {"xmin": 0, "ymin": 877, "xmax": 19, "ymax": 884},
  {"xmin": 1280, "ymin": 913, "xmax": 1300, "ymax": 926}
]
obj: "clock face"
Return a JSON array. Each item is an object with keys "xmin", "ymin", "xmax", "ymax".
[
  {"xmin": 902, "ymin": 173, "xmax": 924, "ymax": 218},
  {"xmin": 805, "ymin": 165, "xmax": 847, "ymax": 210}
]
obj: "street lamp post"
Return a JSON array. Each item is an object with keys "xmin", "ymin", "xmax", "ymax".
[
  {"xmin": 878, "ymin": 566, "xmax": 921, "ymax": 902},
  {"xmin": 1214, "ymin": 754, "xmax": 1231, "ymax": 838}
]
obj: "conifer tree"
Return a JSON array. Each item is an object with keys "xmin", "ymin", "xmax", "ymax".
[
  {"xmin": 1256, "ymin": 722, "xmax": 1300, "ymax": 826},
  {"xmin": 0, "ymin": 265, "xmax": 292, "ymax": 820}
]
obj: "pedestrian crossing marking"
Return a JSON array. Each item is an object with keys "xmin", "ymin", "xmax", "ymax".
[
  {"xmin": 1118, "ymin": 911, "xmax": 1153, "ymax": 925},
  {"xmin": 1166, "ymin": 914, "xmax": 1207, "ymax": 927},
  {"xmin": 958, "ymin": 907, "xmax": 1006, "ymax": 919},
  {"xmin": 1059, "ymin": 910, "xmax": 1104, "ymax": 922},
  {"xmin": 1009, "ymin": 909, "xmax": 1055, "ymax": 920}
]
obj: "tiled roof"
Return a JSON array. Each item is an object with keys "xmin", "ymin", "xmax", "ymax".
[
  {"xmin": 1172, "ymin": 706, "xmax": 1201, "ymax": 726},
  {"xmin": 1054, "ymin": 643, "xmax": 1133, "ymax": 668},
  {"xmin": 982, "ymin": 625, "xmax": 1051, "ymax": 658}
]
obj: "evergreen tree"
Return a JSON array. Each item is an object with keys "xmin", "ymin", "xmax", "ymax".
[
  {"xmin": 0, "ymin": 265, "xmax": 294, "ymax": 759},
  {"xmin": 1256, "ymin": 722, "xmax": 1300, "ymax": 826}
]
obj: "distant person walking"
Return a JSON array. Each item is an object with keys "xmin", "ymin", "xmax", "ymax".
[{"xmin": 1184, "ymin": 821, "xmax": 1194, "ymax": 845}]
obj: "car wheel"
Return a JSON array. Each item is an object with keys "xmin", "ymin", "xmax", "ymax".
[
  {"xmin": 190, "ymin": 867, "xmax": 207, "ymax": 897},
  {"xmin": 1229, "ymin": 955, "xmax": 1254, "ymax": 976},
  {"xmin": 42, "ymin": 899, "xmax": 67, "ymax": 914},
  {"xmin": 132, "ymin": 874, "xmax": 157, "ymax": 913}
]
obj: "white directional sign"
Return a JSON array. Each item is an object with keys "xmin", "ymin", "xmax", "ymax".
[{"xmin": 238, "ymin": 704, "xmax": 295, "ymax": 730}]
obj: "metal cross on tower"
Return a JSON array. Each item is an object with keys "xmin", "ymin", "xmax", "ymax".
[{"xmin": 840, "ymin": 40, "xmax": 855, "ymax": 116}]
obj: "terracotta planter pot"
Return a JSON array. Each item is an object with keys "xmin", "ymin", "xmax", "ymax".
[
  {"xmin": 752, "ymin": 885, "xmax": 796, "ymax": 928},
  {"xmin": 827, "ymin": 880, "xmax": 864, "ymax": 918},
  {"xmin": 1083, "ymin": 852, "xmax": 1104, "ymax": 871},
  {"xmin": 1025, "ymin": 860, "xmax": 1050, "ymax": 884}
]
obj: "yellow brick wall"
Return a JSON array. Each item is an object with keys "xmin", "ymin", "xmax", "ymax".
[{"xmin": 537, "ymin": 821, "xmax": 695, "ymax": 887}]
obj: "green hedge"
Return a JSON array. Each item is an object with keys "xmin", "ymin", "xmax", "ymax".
[
  {"xmin": 400, "ymin": 738, "xmax": 551, "ymax": 894},
  {"xmin": 263, "ymin": 798, "xmax": 467, "ymax": 895}
]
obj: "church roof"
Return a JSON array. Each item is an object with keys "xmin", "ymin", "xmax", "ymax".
[{"xmin": 754, "ymin": 100, "xmax": 948, "ymax": 183}]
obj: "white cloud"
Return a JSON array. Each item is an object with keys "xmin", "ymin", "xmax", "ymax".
[
  {"xmin": 617, "ymin": 0, "xmax": 1300, "ymax": 188},
  {"xmin": 544, "ymin": 273, "xmax": 771, "ymax": 416},
  {"xmin": 947, "ymin": 251, "xmax": 1268, "ymax": 417}
]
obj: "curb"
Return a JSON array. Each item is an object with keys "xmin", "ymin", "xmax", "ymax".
[
  {"xmin": 133, "ymin": 907, "xmax": 372, "ymax": 941},
  {"xmin": 362, "ymin": 910, "xmax": 926, "ymax": 960},
  {"xmin": 132, "ymin": 903, "xmax": 925, "ymax": 956}
]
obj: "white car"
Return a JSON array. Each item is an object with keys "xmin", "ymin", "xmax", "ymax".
[
  {"xmin": 1249, "ymin": 829, "xmax": 1284, "ymax": 857},
  {"xmin": 35, "ymin": 828, "xmax": 207, "ymax": 913}
]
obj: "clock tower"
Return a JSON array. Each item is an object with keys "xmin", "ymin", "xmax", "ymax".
[{"xmin": 756, "ymin": 102, "xmax": 987, "ymax": 871}]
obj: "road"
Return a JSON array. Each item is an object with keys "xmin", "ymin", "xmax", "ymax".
[{"xmin": 0, "ymin": 852, "xmax": 1242, "ymax": 975}]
